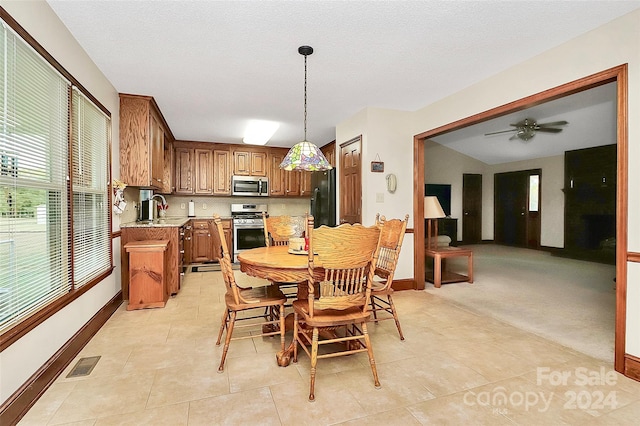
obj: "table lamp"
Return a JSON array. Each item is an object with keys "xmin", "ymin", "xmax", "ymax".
[{"xmin": 424, "ymin": 196, "xmax": 446, "ymax": 250}]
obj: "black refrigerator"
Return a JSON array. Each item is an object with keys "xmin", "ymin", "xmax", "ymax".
[{"xmin": 310, "ymin": 168, "xmax": 336, "ymax": 227}]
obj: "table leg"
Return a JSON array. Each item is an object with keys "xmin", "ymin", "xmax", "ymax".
[{"xmin": 434, "ymin": 253, "xmax": 442, "ymax": 288}]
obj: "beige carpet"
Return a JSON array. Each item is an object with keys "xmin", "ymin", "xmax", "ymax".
[{"xmin": 424, "ymin": 244, "xmax": 616, "ymax": 362}]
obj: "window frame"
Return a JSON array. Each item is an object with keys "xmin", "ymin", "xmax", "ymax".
[{"xmin": 0, "ymin": 8, "xmax": 113, "ymax": 351}]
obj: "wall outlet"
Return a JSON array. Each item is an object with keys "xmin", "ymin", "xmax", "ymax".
[
  {"xmin": 180, "ymin": 203, "xmax": 185, "ymax": 210},
  {"xmin": 376, "ymin": 192, "xmax": 384, "ymax": 203},
  {"xmin": 202, "ymin": 203, "xmax": 207, "ymax": 210}
]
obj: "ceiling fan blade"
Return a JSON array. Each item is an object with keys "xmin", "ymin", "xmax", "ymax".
[
  {"xmin": 509, "ymin": 133, "xmax": 520, "ymax": 141},
  {"xmin": 537, "ymin": 120, "xmax": 568, "ymax": 127},
  {"xmin": 484, "ymin": 129, "xmax": 516, "ymax": 136},
  {"xmin": 536, "ymin": 128, "xmax": 563, "ymax": 133}
]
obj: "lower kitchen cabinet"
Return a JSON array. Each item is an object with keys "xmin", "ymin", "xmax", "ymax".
[{"xmin": 187, "ymin": 218, "xmax": 233, "ymax": 263}]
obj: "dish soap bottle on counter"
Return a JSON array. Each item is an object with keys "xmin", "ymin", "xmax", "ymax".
[{"xmin": 188, "ymin": 200, "xmax": 195, "ymax": 217}]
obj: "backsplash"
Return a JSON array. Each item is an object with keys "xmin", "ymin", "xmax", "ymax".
[{"xmin": 116, "ymin": 186, "xmax": 310, "ymax": 225}]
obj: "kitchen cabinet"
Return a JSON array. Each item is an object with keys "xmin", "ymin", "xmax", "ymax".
[
  {"xmin": 299, "ymin": 171, "xmax": 312, "ymax": 196},
  {"xmin": 174, "ymin": 147, "xmax": 193, "ymax": 194},
  {"xmin": 194, "ymin": 149, "xmax": 213, "ymax": 195},
  {"xmin": 321, "ymin": 141, "xmax": 336, "ymax": 167},
  {"xmin": 191, "ymin": 220, "xmax": 213, "ymax": 263},
  {"xmin": 159, "ymin": 140, "xmax": 173, "ymax": 194},
  {"xmin": 285, "ymin": 170, "xmax": 300, "ymax": 196},
  {"xmin": 233, "ymin": 148, "xmax": 268, "ymax": 176},
  {"xmin": 183, "ymin": 222, "xmax": 192, "ymax": 265},
  {"xmin": 119, "ymin": 94, "xmax": 173, "ymax": 189},
  {"xmin": 213, "ymin": 148, "xmax": 231, "ymax": 195},
  {"xmin": 121, "ymin": 225, "xmax": 182, "ymax": 299},
  {"xmin": 190, "ymin": 218, "xmax": 232, "ymax": 263},
  {"xmin": 268, "ymin": 149, "xmax": 286, "ymax": 196}
]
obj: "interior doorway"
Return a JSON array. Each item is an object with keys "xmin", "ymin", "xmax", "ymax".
[
  {"xmin": 494, "ymin": 169, "xmax": 541, "ymax": 249},
  {"xmin": 413, "ymin": 65, "xmax": 628, "ymax": 374},
  {"xmin": 462, "ymin": 173, "xmax": 482, "ymax": 244}
]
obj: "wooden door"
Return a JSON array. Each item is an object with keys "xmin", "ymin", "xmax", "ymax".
[
  {"xmin": 462, "ymin": 173, "xmax": 482, "ymax": 243},
  {"xmin": 494, "ymin": 169, "xmax": 541, "ymax": 248},
  {"xmin": 339, "ymin": 136, "xmax": 362, "ymax": 224},
  {"xmin": 194, "ymin": 149, "xmax": 212, "ymax": 194},
  {"xmin": 174, "ymin": 147, "xmax": 193, "ymax": 194}
]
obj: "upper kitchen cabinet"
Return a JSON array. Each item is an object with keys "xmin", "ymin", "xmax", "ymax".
[
  {"xmin": 268, "ymin": 149, "xmax": 286, "ymax": 196},
  {"xmin": 194, "ymin": 148, "xmax": 213, "ymax": 194},
  {"xmin": 119, "ymin": 94, "xmax": 174, "ymax": 189},
  {"xmin": 232, "ymin": 148, "xmax": 268, "ymax": 176},
  {"xmin": 212, "ymin": 148, "xmax": 231, "ymax": 195},
  {"xmin": 174, "ymin": 146, "xmax": 193, "ymax": 194},
  {"xmin": 321, "ymin": 141, "xmax": 336, "ymax": 167}
]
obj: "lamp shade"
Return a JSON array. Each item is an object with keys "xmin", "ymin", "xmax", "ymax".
[
  {"xmin": 279, "ymin": 141, "xmax": 333, "ymax": 171},
  {"xmin": 424, "ymin": 196, "xmax": 445, "ymax": 219}
]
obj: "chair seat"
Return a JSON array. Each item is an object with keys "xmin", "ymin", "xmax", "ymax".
[
  {"xmin": 292, "ymin": 299, "xmax": 371, "ymax": 327},
  {"xmin": 225, "ymin": 285, "xmax": 286, "ymax": 310},
  {"xmin": 371, "ymin": 280, "xmax": 393, "ymax": 295}
]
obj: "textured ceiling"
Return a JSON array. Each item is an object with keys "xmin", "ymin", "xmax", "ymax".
[{"xmin": 46, "ymin": 1, "xmax": 638, "ymax": 163}]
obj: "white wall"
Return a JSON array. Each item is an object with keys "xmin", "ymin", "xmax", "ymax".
[
  {"xmin": 338, "ymin": 9, "xmax": 640, "ymax": 357},
  {"xmin": 0, "ymin": 0, "xmax": 121, "ymax": 404}
]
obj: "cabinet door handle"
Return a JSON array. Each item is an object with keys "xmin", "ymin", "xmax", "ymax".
[{"xmin": 180, "ymin": 250, "xmax": 185, "ymax": 254}]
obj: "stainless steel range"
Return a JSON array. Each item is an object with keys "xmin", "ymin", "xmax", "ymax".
[{"xmin": 231, "ymin": 203, "xmax": 267, "ymax": 262}]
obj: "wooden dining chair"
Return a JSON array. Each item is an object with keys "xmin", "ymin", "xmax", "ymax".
[
  {"xmin": 292, "ymin": 216, "xmax": 382, "ymax": 401},
  {"xmin": 262, "ymin": 212, "xmax": 306, "ymax": 301},
  {"xmin": 370, "ymin": 214, "xmax": 409, "ymax": 340},
  {"xmin": 210, "ymin": 215, "xmax": 287, "ymax": 372}
]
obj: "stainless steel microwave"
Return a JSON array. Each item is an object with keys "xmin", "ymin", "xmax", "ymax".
[{"xmin": 231, "ymin": 175, "xmax": 269, "ymax": 197}]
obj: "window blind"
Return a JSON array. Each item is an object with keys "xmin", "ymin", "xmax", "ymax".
[
  {"xmin": 0, "ymin": 21, "xmax": 71, "ymax": 331},
  {"xmin": 71, "ymin": 88, "xmax": 110, "ymax": 288}
]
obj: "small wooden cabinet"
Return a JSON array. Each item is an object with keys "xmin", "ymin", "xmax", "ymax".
[
  {"xmin": 119, "ymin": 94, "xmax": 174, "ymax": 189},
  {"xmin": 213, "ymin": 149, "xmax": 231, "ymax": 195},
  {"xmin": 121, "ymin": 227, "xmax": 182, "ymax": 299},
  {"xmin": 124, "ymin": 240, "xmax": 169, "ymax": 310},
  {"xmin": 189, "ymin": 218, "xmax": 233, "ymax": 263},
  {"xmin": 321, "ymin": 141, "xmax": 336, "ymax": 167},
  {"xmin": 268, "ymin": 149, "xmax": 286, "ymax": 196},
  {"xmin": 174, "ymin": 147, "xmax": 193, "ymax": 194},
  {"xmin": 233, "ymin": 148, "xmax": 268, "ymax": 176}
]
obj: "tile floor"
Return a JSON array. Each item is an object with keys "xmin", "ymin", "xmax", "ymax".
[{"xmin": 18, "ymin": 269, "xmax": 640, "ymax": 425}]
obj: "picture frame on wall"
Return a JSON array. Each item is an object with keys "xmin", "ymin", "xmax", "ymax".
[{"xmin": 371, "ymin": 161, "xmax": 384, "ymax": 172}]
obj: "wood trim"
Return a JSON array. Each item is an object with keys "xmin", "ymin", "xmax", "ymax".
[
  {"xmin": 624, "ymin": 354, "xmax": 640, "ymax": 382},
  {"xmin": 111, "ymin": 230, "xmax": 122, "ymax": 239},
  {"xmin": 391, "ymin": 278, "xmax": 416, "ymax": 291},
  {"xmin": 628, "ymin": 252, "xmax": 640, "ymax": 263},
  {"xmin": 414, "ymin": 136, "xmax": 426, "ymax": 290},
  {"xmin": 413, "ymin": 64, "xmax": 629, "ymax": 375},
  {"xmin": 0, "ymin": 293, "xmax": 123, "ymax": 426}
]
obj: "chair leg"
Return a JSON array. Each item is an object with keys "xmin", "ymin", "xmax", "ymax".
[
  {"xmin": 370, "ymin": 297, "xmax": 379, "ymax": 321},
  {"xmin": 361, "ymin": 322, "xmax": 381, "ymax": 389},
  {"xmin": 292, "ymin": 312, "xmax": 299, "ymax": 363},
  {"xmin": 387, "ymin": 294, "xmax": 405, "ymax": 340},
  {"xmin": 309, "ymin": 327, "xmax": 319, "ymax": 401},
  {"xmin": 218, "ymin": 311, "xmax": 236, "ymax": 372},
  {"xmin": 279, "ymin": 304, "xmax": 285, "ymax": 351},
  {"xmin": 216, "ymin": 309, "xmax": 228, "ymax": 345}
]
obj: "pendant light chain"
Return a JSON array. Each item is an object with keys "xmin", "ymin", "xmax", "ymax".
[{"xmin": 303, "ymin": 53, "xmax": 308, "ymax": 141}]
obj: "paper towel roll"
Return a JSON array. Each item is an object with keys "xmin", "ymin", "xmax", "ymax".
[{"xmin": 188, "ymin": 200, "xmax": 195, "ymax": 217}]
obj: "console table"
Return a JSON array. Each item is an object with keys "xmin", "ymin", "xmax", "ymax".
[{"xmin": 425, "ymin": 246, "xmax": 474, "ymax": 288}]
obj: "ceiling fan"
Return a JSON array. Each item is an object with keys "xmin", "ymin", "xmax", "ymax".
[{"xmin": 484, "ymin": 118, "xmax": 568, "ymax": 142}]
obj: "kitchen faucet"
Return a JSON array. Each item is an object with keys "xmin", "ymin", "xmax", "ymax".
[{"xmin": 151, "ymin": 194, "xmax": 167, "ymax": 207}]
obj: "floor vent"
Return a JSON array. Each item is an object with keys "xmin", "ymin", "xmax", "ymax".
[{"xmin": 66, "ymin": 356, "xmax": 101, "ymax": 378}]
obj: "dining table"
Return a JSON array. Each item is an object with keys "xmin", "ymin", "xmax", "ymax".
[{"xmin": 238, "ymin": 245, "xmax": 325, "ymax": 366}]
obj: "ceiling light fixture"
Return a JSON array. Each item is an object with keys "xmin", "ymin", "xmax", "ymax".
[
  {"xmin": 280, "ymin": 45, "xmax": 332, "ymax": 171},
  {"xmin": 243, "ymin": 120, "xmax": 280, "ymax": 145}
]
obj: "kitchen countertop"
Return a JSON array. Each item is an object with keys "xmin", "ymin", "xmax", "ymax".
[{"xmin": 120, "ymin": 216, "xmax": 233, "ymax": 228}]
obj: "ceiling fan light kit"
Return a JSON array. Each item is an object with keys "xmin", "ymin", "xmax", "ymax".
[{"xmin": 485, "ymin": 118, "xmax": 568, "ymax": 142}]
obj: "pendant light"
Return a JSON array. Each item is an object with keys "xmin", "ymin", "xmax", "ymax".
[{"xmin": 280, "ymin": 46, "xmax": 333, "ymax": 171}]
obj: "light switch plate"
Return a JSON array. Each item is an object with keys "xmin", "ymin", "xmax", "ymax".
[
  {"xmin": 202, "ymin": 203, "xmax": 207, "ymax": 210},
  {"xmin": 180, "ymin": 203, "xmax": 185, "ymax": 209}
]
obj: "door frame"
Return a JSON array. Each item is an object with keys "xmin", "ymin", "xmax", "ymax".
[{"xmin": 413, "ymin": 64, "xmax": 628, "ymax": 373}]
